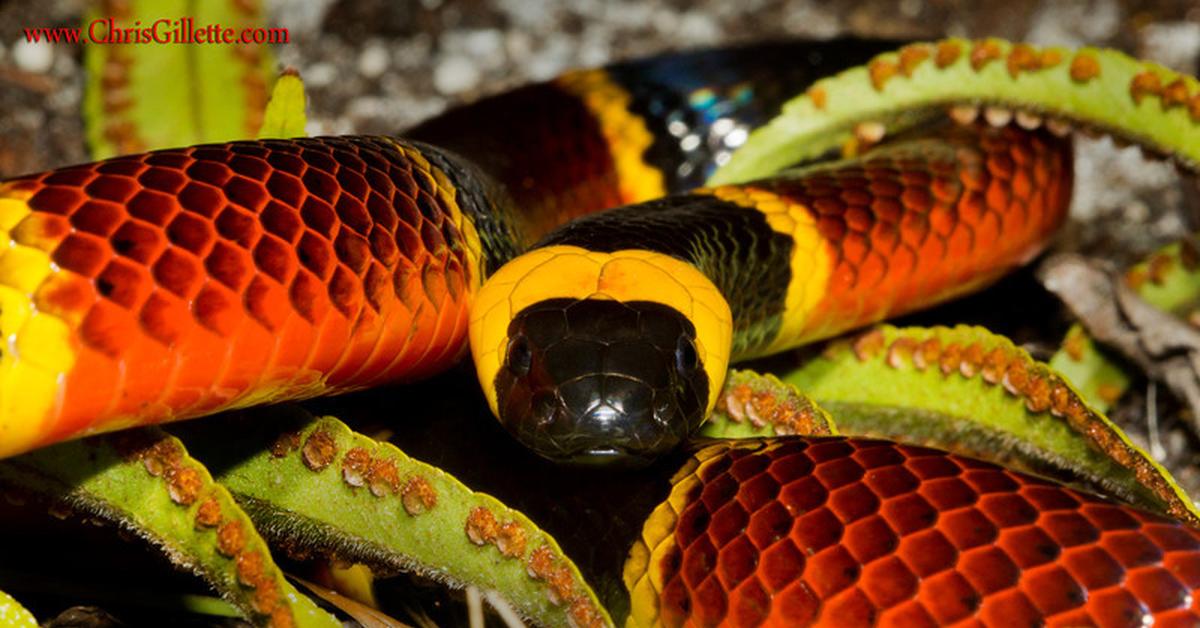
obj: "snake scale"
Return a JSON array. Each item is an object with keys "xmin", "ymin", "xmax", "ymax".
[{"xmin": 1, "ymin": 38, "xmax": 1198, "ymax": 626}]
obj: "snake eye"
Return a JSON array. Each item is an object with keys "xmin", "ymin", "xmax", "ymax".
[
  {"xmin": 675, "ymin": 335, "xmax": 698, "ymax": 375},
  {"xmin": 506, "ymin": 335, "xmax": 532, "ymax": 376}
]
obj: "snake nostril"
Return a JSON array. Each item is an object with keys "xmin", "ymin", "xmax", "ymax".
[
  {"xmin": 531, "ymin": 393, "xmax": 558, "ymax": 428},
  {"xmin": 506, "ymin": 334, "xmax": 532, "ymax": 376}
]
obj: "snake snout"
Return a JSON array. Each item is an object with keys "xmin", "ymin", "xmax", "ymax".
[
  {"xmin": 494, "ymin": 298, "xmax": 710, "ymax": 466},
  {"xmin": 530, "ymin": 374, "xmax": 671, "ymax": 466}
]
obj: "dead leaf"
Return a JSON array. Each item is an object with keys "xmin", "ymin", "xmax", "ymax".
[{"xmin": 1039, "ymin": 253, "xmax": 1200, "ymax": 434}]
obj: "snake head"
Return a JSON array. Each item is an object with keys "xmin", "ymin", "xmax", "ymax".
[
  {"xmin": 494, "ymin": 298, "xmax": 709, "ymax": 466},
  {"xmin": 469, "ymin": 246, "xmax": 733, "ymax": 467}
]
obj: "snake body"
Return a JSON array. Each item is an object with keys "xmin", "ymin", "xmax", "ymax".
[
  {"xmin": 0, "ymin": 39, "xmax": 1195, "ymax": 625},
  {"xmin": 0, "ymin": 39, "xmax": 904, "ymax": 458},
  {"xmin": 467, "ymin": 122, "xmax": 1069, "ymax": 463},
  {"xmin": 628, "ymin": 437, "xmax": 1200, "ymax": 627}
]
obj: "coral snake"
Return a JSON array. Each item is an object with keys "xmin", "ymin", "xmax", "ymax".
[{"xmin": 1, "ymin": 38, "xmax": 1199, "ymax": 625}]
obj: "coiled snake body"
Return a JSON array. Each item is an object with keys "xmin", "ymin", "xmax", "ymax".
[{"xmin": 1, "ymin": 39, "xmax": 1198, "ymax": 626}]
